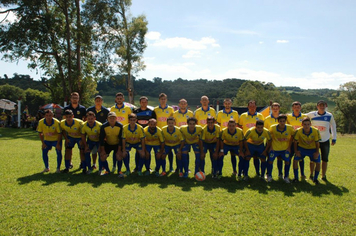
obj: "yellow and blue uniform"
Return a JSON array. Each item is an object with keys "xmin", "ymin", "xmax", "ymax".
[
  {"xmin": 154, "ymin": 105, "xmax": 174, "ymax": 129},
  {"xmin": 201, "ymin": 124, "xmax": 220, "ymax": 176},
  {"xmin": 144, "ymin": 126, "xmax": 164, "ymax": 154},
  {"xmin": 194, "ymin": 106, "xmax": 216, "ymax": 127},
  {"xmin": 294, "ymin": 127, "xmax": 321, "ymax": 162},
  {"xmin": 110, "ymin": 104, "xmax": 132, "ymax": 126},
  {"xmin": 239, "ymin": 112, "xmax": 265, "ymax": 133},
  {"xmin": 173, "ymin": 109, "xmax": 194, "ymax": 127},
  {"xmin": 60, "ymin": 118, "xmax": 83, "ymax": 149},
  {"xmin": 81, "ymin": 121, "xmax": 102, "ymax": 171},
  {"xmin": 122, "ymin": 124, "xmax": 145, "ymax": 148},
  {"xmin": 37, "ymin": 118, "xmax": 62, "ymax": 170},
  {"xmin": 217, "ymin": 109, "xmax": 239, "ymax": 130},
  {"xmin": 264, "ymin": 114, "xmax": 279, "ymax": 130},
  {"xmin": 161, "ymin": 125, "xmax": 184, "ymax": 173},
  {"xmin": 287, "ymin": 113, "xmax": 307, "ymax": 131}
]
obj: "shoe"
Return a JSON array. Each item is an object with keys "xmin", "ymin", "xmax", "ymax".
[
  {"xmin": 55, "ymin": 168, "xmax": 61, "ymax": 173},
  {"xmin": 87, "ymin": 170, "xmax": 93, "ymax": 175},
  {"xmin": 61, "ymin": 168, "xmax": 69, "ymax": 173},
  {"xmin": 183, "ymin": 172, "xmax": 188, "ymax": 178},
  {"xmin": 321, "ymin": 176, "xmax": 328, "ymax": 182},
  {"xmin": 284, "ymin": 177, "xmax": 290, "ymax": 184},
  {"xmin": 292, "ymin": 178, "xmax": 299, "ymax": 183},
  {"xmin": 169, "ymin": 168, "xmax": 174, "ymax": 173},
  {"xmin": 100, "ymin": 170, "xmax": 109, "ymax": 176},
  {"xmin": 278, "ymin": 174, "xmax": 283, "ymax": 180},
  {"xmin": 125, "ymin": 170, "xmax": 130, "ymax": 176},
  {"xmin": 267, "ymin": 176, "xmax": 272, "ymax": 182},
  {"xmin": 188, "ymin": 169, "xmax": 191, "ymax": 173},
  {"xmin": 212, "ymin": 174, "xmax": 216, "ymax": 179},
  {"xmin": 118, "ymin": 172, "xmax": 125, "ymax": 178},
  {"xmin": 133, "ymin": 167, "xmax": 138, "ymax": 173},
  {"xmin": 91, "ymin": 165, "xmax": 97, "ymax": 170},
  {"xmin": 145, "ymin": 171, "xmax": 150, "ymax": 176},
  {"xmin": 243, "ymin": 176, "xmax": 249, "ymax": 181},
  {"xmin": 232, "ymin": 171, "xmax": 237, "ymax": 176},
  {"xmin": 179, "ymin": 172, "xmax": 183, "ymax": 178},
  {"xmin": 313, "ymin": 179, "xmax": 320, "ymax": 185},
  {"xmin": 309, "ymin": 175, "xmax": 314, "ymax": 180},
  {"xmin": 301, "ymin": 175, "xmax": 307, "ymax": 181},
  {"xmin": 82, "ymin": 169, "xmax": 87, "ymax": 174},
  {"xmin": 69, "ymin": 164, "xmax": 73, "ymax": 169},
  {"xmin": 237, "ymin": 175, "xmax": 242, "ymax": 180},
  {"xmin": 155, "ymin": 171, "xmax": 160, "ymax": 177},
  {"xmin": 138, "ymin": 171, "xmax": 143, "ymax": 176},
  {"xmin": 217, "ymin": 175, "xmax": 222, "ymax": 180},
  {"xmin": 160, "ymin": 171, "xmax": 167, "ymax": 177},
  {"xmin": 111, "ymin": 166, "xmax": 116, "ymax": 173},
  {"xmin": 41, "ymin": 168, "xmax": 50, "ymax": 173}
]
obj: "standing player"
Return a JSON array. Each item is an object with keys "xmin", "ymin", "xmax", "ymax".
[
  {"xmin": 287, "ymin": 101, "xmax": 307, "ymax": 180},
  {"xmin": 217, "ymin": 98, "xmax": 239, "ymax": 175},
  {"xmin": 86, "ymin": 95, "xmax": 109, "ymax": 124},
  {"xmin": 133, "ymin": 96, "xmax": 156, "ymax": 172},
  {"xmin": 201, "ymin": 116, "xmax": 220, "ymax": 177},
  {"xmin": 219, "ymin": 119, "xmax": 244, "ymax": 179},
  {"xmin": 110, "ymin": 92, "xmax": 132, "ymax": 172},
  {"xmin": 154, "ymin": 93, "xmax": 175, "ymax": 172},
  {"xmin": 37, "ymin": 110, "xmax": 62, "ymax": 173},
  {"xmin": 60, "ymin": 110, "xmax": 84, "ymax": 173},
  {"xmin": 244, "ymin": 120, "xmax": 271, "ymax": 180},
  {"xmin": 179, "ymin": 117, "xmax": 204, "ymax": 178},
  {"xmin": 99, "ymin": 112, "xmax": 123, "ymax": 175},
  {"xmin": 238, "ymin": 100, "xmax": 264, "ymax": 177},
  {"xmin": 122, "ymin": 113, "xmax": 146, "ymax": 176},
  {"xmin": 173, "ymin": 99, "xmax": 194, "ymax": 127},
  {"xmin": 144, "ymin": 119, "xmax": 165, "ymax": 176},
  {"xmin": 81, "ymin": 111, "xmax": 102, "ymax": 174},
  {"xmin": 307, "ymin": 100, "xmax": 337, "ymax": 181},
  {"xmin": 194, "ymin": 95, "xmax": 216, "ymax": 127},
  {"xmin": 63, "ymin": 92, "xmax": 87, "ymax": 120},
  {"xmin": 161, "ymin": 117, "xmax": 184, "ymax": 176},
  {"xmin": 293, "ymin": 117, "xmax": 321, "ymax": 184},
  {"xmin": 267, "ymin": 114, "xmax": 295, "ymax": 183}
]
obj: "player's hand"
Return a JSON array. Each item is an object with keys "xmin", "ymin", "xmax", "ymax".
[
  {"xmin": 262, "ymin": 151, "xmax": 267, "ymax": 157},
  {"xmin": 219, "ymin": 151, "xmax": 224, "ymax": 158},
  {"xmin": 239, "ymin": 150, "xmax": 244, "ymax": 158},
  {"xmin": 116, "ymin": 152, "xmax": 122, "ymax": 161},
  {"xmin": 332, "ymin": 140, "xmax": 336, "ymax": 146},
  {"xmin": 176, "ymin": 152, "xmax": 182, "ymax": 160},
  {"xmin": 42, "ymin": 143, "xmax": 47, "ymax": 150},
  {"xmin": 313, "ymin": 152, "xmax": 319, "ymax": 160},
  {"xmin": 85, "ymin": 145, "xmax": 90, "ymax": 153},
  {"xmin": 295, "ymin": 151, "xmax": 301, "ymax": 157},
  {"xmin": 245, "ymin": 150, "xmax": 251, "ymax": 157},
  {"xmin": 56, "ymin": 143, "xmax": 62, "ymax": 151},
  {"xmin": 213, "ymin": 152, "xmax": 219, "ymax": 160},
  {"xmin": 201, "ymin": 152, "xmax": 205, "ymax": 160},
  {"xmin": 123, "ymin": 151, "xmax": 127, "ymax": 158},
  {"xmin": 100, "ymin": 151, "xmax": 107, "ymax": 160}
]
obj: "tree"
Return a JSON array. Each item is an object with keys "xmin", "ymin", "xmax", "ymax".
[
  {"xmin": 334, "ymin": 81, "xmax": 356, "ymax": 133},
  {"xmin": 301, "ymin": 102, "xmax": 316, "ymax": 113},
  {"xmin": 0, "ymin": 84, "xmax": 26, "ymax": 103}
]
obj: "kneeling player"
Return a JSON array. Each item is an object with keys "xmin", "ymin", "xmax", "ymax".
[
  {"xmin": 161, "ymin": 117, "xmax": 183, "ymax": 177},
  {"xmin": 219, "ymin": 119, "xmax": 244, "ymax": 179},
  {"xmin": 144, "ymin": 119, "xmax": 165, "ymax": 176},
  {"xmin": 99, "ymin": 112, "xmax": 123, "ymax": 175},
  {"xmin": 81, "ymin": 111, "xmax": 102, "ymax": 174},
  {"xmin": 122, "ymin": 113, "xmax": 146, "ymax": 176},
  {"xmin": 244, "ymin": 120, "xmax": 271, "ymax": 180},
  {"xmin": 201, "ymin": 116, "xmax": 220, "ymax": 177},
  {"xmin": 293, "ymin": 117, "xmax": 321, "ymax": 184},
  {"xmin": 179, "ymin": 117, "xmax": 204, "ymax": 178},
  {"xmin": 267, "ymin": 114, "xmax": 295, "ymax": 183}
]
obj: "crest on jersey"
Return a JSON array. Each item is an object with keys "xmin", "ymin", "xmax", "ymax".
[
  {"xmin": 146, "ymin": 112, "xmax": 149, "ymax": 115},
  {"xmin": 166, "ymin": 111, "xmax": 169, "ymax": 114},
  {"xmin": 74, "ymin": 127, "xmax": 77, "ymax": 130},
  {"xmin": 94, "ymin": 130, "xmax": 97, "ymax": 133},
  {"xmin": 100, "ymin": 113, "xmax": 103, "ymax": 116},
  {"xmin": 122, "ymin": 110, "xmax": 125, "ymax": 113},
  {"xmin": 77, "ymin": 111, "xmax": 80, "ymax": 115},
  {"xmin": 208, "ymin": 113, "xmax": 211, "ymax": 116},
  {"xmin": 324, "ymin": 117, "xmax": 327, "ymax": 120},
  {"xmin": 230, "ymin": 116, "xmax": 233, "ymax": 118}
]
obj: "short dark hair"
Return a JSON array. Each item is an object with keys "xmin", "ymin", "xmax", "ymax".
[
  {"xmin": 86, "ymin": 111, "xmax": 96, "ymax": 117},
  {"xmin": 159, "ymin": 93, "xmax": 167, "ymax": 99},
  {"xmin": 207, "ymin": 116, "xmax": 215, "ymax": 123},
  {"xmin": 116, "ymin": 92, "xmax": 124, "ymax": 97},
  {"xmin": 167, "ymin": 116, "xmax": 175, "ymax": 122},
  {"xmin": 302, "ymin": 117, "xmax": 311, "ymax": 124},
  {"xmin": 44, "ymin": 109, "xmax": 53, "ymax": 115},
  {"xmin": 187, "ymin": 117, "xmax": 197, "ymax": 124},
  {"xmin": 228, "ymin": 119, "xmax": 236, "ymax": 124},
  {"xmin": 248, "ymin": 100, "xmax": 256, "ymax": 106},
  {"xmin": 140, "ymin": 96, "xmax": 148, "ymax": 102},
  {"xmin": 256, "ymin": 120, "xmax": 264, "ymax": 126},
  {"xmin": 128, "ymin": 113, "xmax": 137, "ymax": 119},
  {"xmin": 64, "ymin": 110, "xmax": 73, "ymax": 116},
  {"xmin": 277, "ymin": 114, "xmax": 287, "ymax": 121},
  {"xmin": 292, "ymin": 101, "xmax": 301, "ymax": 107}
]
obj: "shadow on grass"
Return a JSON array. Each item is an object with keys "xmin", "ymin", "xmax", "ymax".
[
  {"xmin": 16, "ymin": 170, "xmax": 349, "ymax": 197},
  {"xmin": 0, "ymin": 127, "xmax": 38, "ymax": 141}
]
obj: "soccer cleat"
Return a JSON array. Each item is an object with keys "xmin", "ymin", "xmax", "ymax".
[
  {"xmin": 169, "ymin": 168, "xmax": 174, "ymax": 173},
  {"xmin": 111, "ymin": 166, "xmax": 116, "ymax": 173},
  {"xmin": 61, "ymin": 168, "xmax": 69, "ymax": 173},
  {"xmin": 91, "ymin": 165, "xmax": 97, "ymax": 170},
  {"xmin": 183, "ymin": 172, "xmax": 189, "ymax": 178},
  {"xmin": 41, "ymin": 168, "xmax": 50, "ymax": 173},
  {"xmin": 69, "ymin": 163, "xmax": 73, "ymax": 169},
  {"xmin": 309, "ymin": 175, "xmax": 314, "ymax": 180},
  {"xmin": 217, "ymin": 175, "xmax": 222, "ymax": 180},
  {"xmin": 160, "ymin": 171, "xmax": 167, "ymax": 177},
  {"xmin": 145, "ymin": 171, "xmax": 150, "ymax": 176},
  {"xmin": 138, "ymin": 171, "xmax": 143, "ymax": 176},
  {"xmin": 301, "ymin": 175, "xmax": 307, "ymax": 180},
  {"xmin": 284, "ymin": 177, "xmax": 290, "ymax": 184},
  {"xmin": 313, "ymin": 179, "xmax": 320, "ymax": 185},
  {"xmin": 100, "ymin": 170, "xmax": 109, "ymax": 176},
  {"xmin": 118, "ymin": 172, "xmax": 125, "ymax": 178},
  {"xmin": 55, "ymin": 168, "xmax": 61, "ymax": 173},
  {"xmin": 321, "ymin": 176, "xmax": 328, "ymax": 182},
  {"xmin": 267, "ymin": 176, "xmax": 272, "ymax": 182},
  {"xmin": 278, "ymin": 174, "xmax": 283, "ymax": 180},
  {"xmin": 125, "ymin": 170, "xmax": 130, "ymax": 176},
  {"xmin": 179, "ymin": 172, "xmax": 184, "ymax": 178},
  {"xmin": 292, "ymin": 178, "xmax": 299, "ymax": 183}
]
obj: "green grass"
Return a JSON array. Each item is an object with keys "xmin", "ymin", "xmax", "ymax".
[{"xmin": 0, "ymin": 128, "xmax": 355, "ymax": 235}]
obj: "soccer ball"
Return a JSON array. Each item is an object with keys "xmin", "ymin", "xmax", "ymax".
[{"xmin": 195, "ymin": 171, "xmax": 206, "ymax": 181}]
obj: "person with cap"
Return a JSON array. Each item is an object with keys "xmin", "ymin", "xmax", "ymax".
[
  {"xmin": 86, "ymin": 95, "xmax": 110, "ymax": 124},
  {"xmin": 306, "ymin": 100, "xmax": 337, "ymax": 182}
]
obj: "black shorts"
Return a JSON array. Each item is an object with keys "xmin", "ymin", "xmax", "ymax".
[
  {"xmin": 104, "ymin": 143, "xmax": 119, "ymax": 155},
  {"xmin": 319, "ymin": 140, "xmax": 330, "ymax": 162}
]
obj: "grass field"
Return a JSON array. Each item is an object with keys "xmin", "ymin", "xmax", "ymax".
[{"xmin": 0, "ymin": 128, "xmax": 355, "ymax": 235}]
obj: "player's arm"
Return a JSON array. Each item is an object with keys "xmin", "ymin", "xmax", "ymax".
[
  {"xmin": 287, "ymin": 136, "xmax": 293, "ymax": 153},
  {"xmin": 61, "ymin": 129, "xmax": 69, "ymax": 146},
  {"xmin": 238, "ymin": 141, "xmax": 244, "ymax": 158},
  {"xmin": 198, "ymin": 139, "xmax": 205, "ymax": 159},
  {"xmin": 99, "ymin": 126, "xmax": 107, "ymax": 157},
  {"xmin": 313, "ymin": 141, "xmax": 320, "ymax": 160},
  {"xmin": 140, "ymin": 137, "xmax": 146, "ymax": 153},
  {"xmin": 219, "ymin": 136, "xmax": 224, "ymax": 157},
  {"xmin": 263, "ymin": 139, "xmax": 271, "ymax": 156},
  {"xmin": 39, "ymin": 132, "xmax": 46, "ymax": 149},
  {"xmin": 56, "ymin": 132, "xmax": 62, "ymax": 151},
  {"xmin": 81, "ymin": 133, "xmax": 89, "ymax": 152},
  {"xmin": 294, "ymin": 138, "xmax": 300, "ymax": 157},
  {"xmin": 330, "ymin": 115, "xmax": 337, "ymax": 145}
]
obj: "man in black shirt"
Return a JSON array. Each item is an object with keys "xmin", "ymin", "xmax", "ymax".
[
  {"xmin": 63, "ymin": 92, "xmax": 86, "ymax": 120},
  {"xmin": 86, "ymin": 95, "xmax": 109, "ymax": 124}
]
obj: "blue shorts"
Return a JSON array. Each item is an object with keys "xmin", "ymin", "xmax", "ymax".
[
  {"xmin": 87, "ymin": 140, "xmax": 100, "ymax": 154},
  {"xmin": 125, "ymin": 143, "xmax": 142, "ymax": 152},
  {"xmin": 294, "ymin": 147, "xmax": 321, "ymax": 163},
  {"xmin": 223, "ymin": 144, "xmax": 239, "ymax": 155},
  {"xmin": 146, "ymin": 145, "xmax": 161, "ymax": 154},
  {"xmin": 44, "ymin": 140, "xmax": 62, "ymax": 150},
  {"xmin": 66, "ymin": 137, "xmax": 82, "ymax": 149},
  {"xmin": 182, "ymin": 143, "xmax": 199, "ymax": 153},
  {"xmin": 269, "ymin": 150, "xmax": 290, "ymax": 162},
  {"xmin": 203, "ymin": 142, "xmax": 217, "ymax": 153},
  {"xmin": 164, "ymin": 145, "xmax": 180, "ymax": 155},
  {"xmin": 246, "ymin": 143, "xmax": 266, "ymax": 159}
]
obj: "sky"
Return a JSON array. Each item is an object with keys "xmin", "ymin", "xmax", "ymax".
[{"xmin": 1, "ymin": 0, "xmax": 356, "ymax": 89}]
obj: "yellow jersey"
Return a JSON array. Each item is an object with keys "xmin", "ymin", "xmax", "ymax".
[
  {"xmin": 244, "ymin": 127, "xmax": 271, "ymax": 145},
  {"xmin": 194, "ymin": 106, "xmax": 216, "ymax": 127},
  {"xmin": 287, "ymin": 113, "xmax": 307, "ymax": 130},
  {"xmin": 144, "ymin": 126, "xmax": 164, "ymax": 146},
  {"xmin": 264, "ymin": 114, "xmax": 279, "ymax": 130},
  {"xmin": 201, "ymin": 124, "xmax": 220, "ymax": 144},
  {"xmin": 239, "ymin": 112, "xmax": 265, "ymax": 133},
  {"xmin": 37, "ymin": 118, "xmax": 62, "ymax": 141},
  {"xmin": 154, "ymin": 105, "xmax": 174, "ymax": 128},
  {"xmin": 294, "ymin": 127, "xmax": 321, "ymax": 149},
  {"xmin": 173, "ymin": 109, "xmax": 194, "ymax": 127},
  {"xmin": 60, "ymin": 118, "xmax": 83, "ymax": 138},
  {"xmin": 122, "ymin": 124, "xmax": 145, "ymax": 145},
  {"xmin": 220, "ymin": 127, "xmax": 244, "ymax": 146},
  {"xmin": 269, "ymin": 124, "xmax": 295, "ymax": 151},
  {"xmin": 216, "ymin": 109, "xmax": 239, "ymax": 130},
  {"xmin": 180, "ymin": 125, "xmax": 203, "ymax": 144},
  {"xmin": 162, "ymin": 126, "xmax": 184, "ymax": 147},
  {"xmin": 110, "ymin": 104, "xmax": 132, "ymax": 126},
  {"xmin": 99, "ymin": 121, "xmax": 123, "ymax": 146},
  {"xmin": 81, "ymin": 121, "xmax": 102, "ymax": 142}
]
